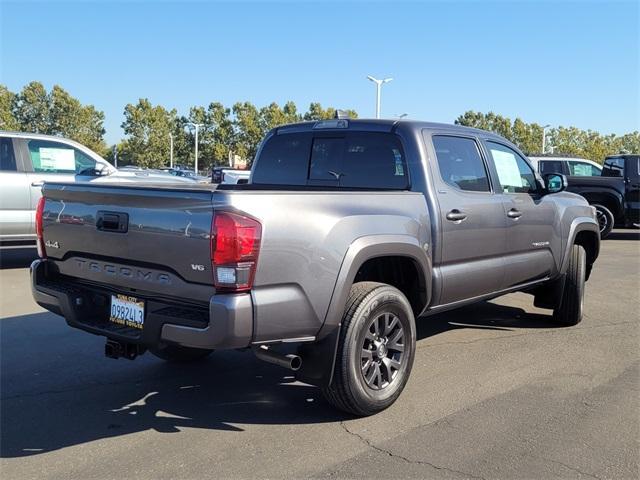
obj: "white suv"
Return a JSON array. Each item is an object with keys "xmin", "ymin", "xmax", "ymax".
[{"xmin": 529, "ymin": 156, "xmax": 603, "ymax": 177}]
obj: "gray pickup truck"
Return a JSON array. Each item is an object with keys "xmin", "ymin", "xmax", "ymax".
[{"xmin": 31, "ymin": 119, "xmax": 600, "ymax": 415}]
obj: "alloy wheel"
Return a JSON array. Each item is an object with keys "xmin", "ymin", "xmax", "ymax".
[{"xmin": 360, "ymin": 312, "xmax": 405, "ymax": 390}]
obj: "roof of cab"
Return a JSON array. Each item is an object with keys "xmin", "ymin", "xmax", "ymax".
[{"xmin": 274, "ymin": 118, "xmax": 507, "ymax": 141}]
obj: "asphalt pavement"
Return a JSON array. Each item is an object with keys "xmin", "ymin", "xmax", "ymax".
[{"xmin": 1, "ymin": 230, "xmax": 638, "ymax": 479}]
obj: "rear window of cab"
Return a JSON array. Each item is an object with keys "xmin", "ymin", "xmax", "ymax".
[{"xmin": 251, "ymin": 132, "xmax": 409, "ymax": 190}]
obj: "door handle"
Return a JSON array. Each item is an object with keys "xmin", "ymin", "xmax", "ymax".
[
  {"xmin": 507, "ymin": 208, "xmax": 523, "ymax": 219},
  {"xmin": 31, "ymin": 181, "xmax": 44, "ymax": 187},
  {"xmin": 446, "ymin": 209, "xmax": 467, "ymax": 222},
  {"xmin": 96, "ymin": 211, "xmax": 129, "ymax": 233}
]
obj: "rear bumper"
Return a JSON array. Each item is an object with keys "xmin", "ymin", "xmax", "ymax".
[{"xmin": 30, "ymin": 259, "xmax": 253, "ymax": 350}]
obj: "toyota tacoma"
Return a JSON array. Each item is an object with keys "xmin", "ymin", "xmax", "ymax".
[{"xmin": 31, "ymin": 118, "xmax": 600, "ymax": 415}]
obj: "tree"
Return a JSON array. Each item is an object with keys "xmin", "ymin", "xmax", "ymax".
[
  {"xmin": 7, "ymin": 81, "xmax": 106, "ymax": 153},
  {"xmin": 0, "ymin": 85, "xmax": 18, "ymax": 130},
  {"xmin": 303, "ymin": 102, "xmax": 358, "ymax": 121},
  {"xmin": 615, "ymin": 132, "xmax": 640, "ymax": 154},
  {"xmin": 120, "ymin": 99, "xmax": 177, "ymax": 168},
  {"xmin": 13, "ymin": 81, "xmax": 50, "ymax": 133},
  {"xmin": 232, "ymin": 101, "xmax": 264, "ymax": 161},
  {"xmin": 208, "ymin": 102, "xmax": 234, "ymax": 165},
  {"xmin": 453, "ymin": 110, "xmax": 639, "ymax": 161},
  {"xmin": 49, "ymin": 85, "xmax": 106, "ymax": 152}
]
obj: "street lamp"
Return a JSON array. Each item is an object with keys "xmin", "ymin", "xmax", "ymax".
[
  {"xmin": 187, "ymin": 122, "xmax": 203, "ymax": 173},
  {"xmin": 542, "ymin": 124, "xmax": 551, "ymax": 154},
  {"xmin": 169, "ymin": 133, "xmax": 174, "ymax": 169},
  {"xmin": 366, "ymin": 75, "xmax": 393, "ymax": 119}
]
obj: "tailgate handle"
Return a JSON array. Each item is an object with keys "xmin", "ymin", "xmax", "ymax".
[{"xmin": 96, "ymin": 211, "xmax": 128, "ymax": 233}]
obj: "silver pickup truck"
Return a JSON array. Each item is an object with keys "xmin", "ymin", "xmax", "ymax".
[
  {"xmin": 0, "ymin": 131, "xmax": 192, "ymax": 249},
  {"xmin": 31, "ymin": 119, "xmax": 600, "ymax": 415}
]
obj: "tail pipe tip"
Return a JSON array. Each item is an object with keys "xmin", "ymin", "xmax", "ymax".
[{"xmin": 253, "ymin": 345, "xmax": 302, "ymax": 371}]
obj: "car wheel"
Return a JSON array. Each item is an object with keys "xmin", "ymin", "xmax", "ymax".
[
  {"xmin": 149, "ymin": 345, "xmax": 213, "ymax": 362},
  {"xmin": 322, "ymin": 282, "xmax": 416, "ymax": 416},
  {"xmin": 553, "ymin": 244, "xmax": 586, "ymax": 326},
  {"xmin": 592, "ymin": 204, "xmax": 614, "ymax": 239}
]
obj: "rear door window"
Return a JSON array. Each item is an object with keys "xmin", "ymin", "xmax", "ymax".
[{"xmin": 432, "ymin": 135, "xmax": 490, "ymax": 192}]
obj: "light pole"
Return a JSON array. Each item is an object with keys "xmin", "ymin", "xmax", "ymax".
[
  {"xmin": 169, "ymin": 133, "xmax": 174, "ymax": 169},
  {"xmin": 366, "ymin": 75, "xmax": 393, "ymax": 119},
  {"xmin": 187, "ymin": 122, "xmax": 203, "ymax": 173},
  {"xmin": 542, "ymin": 124, "xmax": 551, "ymax": 154}
]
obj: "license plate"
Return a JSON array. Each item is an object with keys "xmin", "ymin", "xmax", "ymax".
[{"xmin": 109, "ymin": 294, "xmax": 145, "ymax": 329}]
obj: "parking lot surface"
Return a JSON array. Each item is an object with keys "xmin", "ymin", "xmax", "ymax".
[{"xmin": 1, "ymin": 230, "xmax": 638, "ymax": 479}]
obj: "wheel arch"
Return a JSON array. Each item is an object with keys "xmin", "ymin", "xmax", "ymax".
[
  {"xmin": 296, "ymin": 234, "xmax": 431, "ymax": 388},
  {"xmin": 561, "ymin": 218, "xmax": 600, "ymax": 280},
  {"xmin": 324, "ymin": 235, "xmax": 432, "ymax": 331}
]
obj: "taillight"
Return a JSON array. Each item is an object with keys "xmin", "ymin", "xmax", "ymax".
[
  {"xmin": 211, "ymin": 211, "xmax": 261, "ymax": 292},
  {"xmin": 35, "ymin": 196, "xmax": 46, "ymax": 258}
]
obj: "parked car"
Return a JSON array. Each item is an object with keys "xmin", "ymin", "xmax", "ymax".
[
  {"xmin": 166, "ymin": 168, "xmax": 209, "ymax": 183},
  {"xmin": 212, "ymin": 166, "xmax": 250, "ymax": 184},
  {"xmin": 529, "ymin": 155, "xmax": 603, "ymax": 177},
  {"xmin": 31, "ymin": 119, "xmax": 599, "ymax": 416},
  {"xmin": 563, "ymin": 154, "xmax": 640, "ymax": 237},
  {"xmin": 0, "ymin": 131, "xmax": 193, "ymax": 249}
]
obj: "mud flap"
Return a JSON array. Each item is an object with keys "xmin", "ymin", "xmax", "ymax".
[
  {"xmin": 532, "ymin": 274, "xmax": 567, "ymax": 310},
  {"xmin": 294, "ymin": 325, "xmax": 340, "ymax": 388}
]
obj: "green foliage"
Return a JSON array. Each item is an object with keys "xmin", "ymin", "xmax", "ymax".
[
  {"xmin": 303, "ymin": 102, "xmax": 358, "ymax": 121},
  {"xmin": 455, "ymin": 110, "xmax": 637, "ymax": 162},
  {"xmin": 3, "ymin": 81, "xmax": 106, "ymax": 153},
  {"xmin": 120, "ymin": 98, "xmax": 177, "ymax": 168},
  {"xmin": 13, "ymin": 81, "xmax": 50, "ymax": 134},
  {"xmin": 232, "ymin": 101, "xmax": 263, "ymax": 161},
  {"xmin": 0, "ymin": 85, "xmax": 18, "ymax": 130},
  {"xmin": 49, "ymin": 85, "xmax": 106, "ymax": 153}
]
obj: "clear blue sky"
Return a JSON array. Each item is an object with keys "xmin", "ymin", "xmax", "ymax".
[{"xmin": 1, "ymin": 0, "xmax": 638, "ymax": 144}]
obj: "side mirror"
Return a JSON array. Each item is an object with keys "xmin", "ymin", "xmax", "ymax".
[{"xmin": 544, "ymin": 173, "xmax": 567, "ymax": 194}]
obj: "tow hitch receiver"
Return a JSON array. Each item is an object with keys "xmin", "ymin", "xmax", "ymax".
[{"xmin": 105, "ymin": 339, "xmax": 146, "ymax": 360}]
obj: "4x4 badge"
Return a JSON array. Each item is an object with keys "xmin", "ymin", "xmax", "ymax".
[{"xmin": 45, "ymin": 240, "xmax": 60, "ymax": 249}]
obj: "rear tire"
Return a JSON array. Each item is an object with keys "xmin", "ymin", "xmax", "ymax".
[
  {"xmin": 149, "ymin": 345, "xmax": 213, "ymax": 362},
  {"xmin": 553, "ymin": 244, "xmax": 586, "ymax": 326},
  {"xmin": 322, "ymin": 282, "xmax": 416, "ymax": 416},
  {"xmin": 592, "ymin": 204, "xmax": 614, "ymax": 239}
]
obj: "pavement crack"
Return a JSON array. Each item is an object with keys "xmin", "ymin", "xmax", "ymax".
[
  {"xmin": 339, "ymin": 421, "xmax": 485, "ymax": 480},
  {"xmin": 542, "ymin": 457, "xmax": 601, "ymax": 479}
]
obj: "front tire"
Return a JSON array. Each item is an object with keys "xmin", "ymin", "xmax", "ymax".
[
  {"xmin": 553, "ymin": 244, "xmax": 586, "ymax": 326},
  {"xmin": 322, "ymin": 282, "xmax": 416, "ymax": 416},
  {"xmin": 149, "ymin": 345, "xmax": 213, "ymax": 362},
  {"xmin": 592, "ymin": 204, "xmax": 614, "ymax": 239}
]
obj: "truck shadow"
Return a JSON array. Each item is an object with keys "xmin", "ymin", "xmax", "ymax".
[
  {"xmin": 416, "ymin": 300, "xmax": 559, "ymax": 340},
  {"xmin": 606, "ymin": 229, "xmax": 640, "ymax": 241},
  {"xmin": 1, "ymin": 301, "xmax": 558, "ymax": 458},
  {"xmin": 0, "ymin": 248, "xmax": 37, "ymax": 270}
]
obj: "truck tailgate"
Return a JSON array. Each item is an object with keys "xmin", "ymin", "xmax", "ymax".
[{"xmin": 40, "ymin": 182, "xmax": 215, "ymax": 299}]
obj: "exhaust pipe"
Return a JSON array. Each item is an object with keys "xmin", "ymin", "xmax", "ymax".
[
  {"xmin": 105, "ymin": 339, "xmax": 145, "ymax": 360},
  {"xmin": 253, "ymin": 345, "xmax": 302, "ymax": 371}
]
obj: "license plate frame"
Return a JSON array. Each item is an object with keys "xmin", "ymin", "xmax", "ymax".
[{"xmin": 109, "ymin": 294, "xmax": 145, "ymax": 330}]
